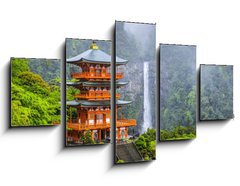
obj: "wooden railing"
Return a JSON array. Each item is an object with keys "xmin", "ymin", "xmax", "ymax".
[
  {"xmin": 116, "ymin": 119, "xmax": 136, "ymax": 127},
  {"xmin": 67, "ymin": 119, "xmax": 136, "ymax": 131},
  {"xmin": 74, "ymin": 92, "xmax": 120, "ymax": 100},
  {"xmin": 71, "ymin": 72, "xmax": 123, "ymax": 80},
  {"xmin": 67, "ymin": 123, "xmax": 110, "ymax": 131}
]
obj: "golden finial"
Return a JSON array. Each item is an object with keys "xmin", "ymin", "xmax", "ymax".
[{"xmin": 90, "ymin": 41, "xmax": 99, "ymax": 50}]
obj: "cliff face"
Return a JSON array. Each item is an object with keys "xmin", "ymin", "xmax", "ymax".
[{"xmin": 116, "ymin": 22, "xmax": 156, "ymax": 133}]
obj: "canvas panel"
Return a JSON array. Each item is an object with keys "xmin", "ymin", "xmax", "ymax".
[
  {"xmin": 65, "ymin": 38, "xmax": 112, "ymax": 146},
  {"xmin": 11, "ymin": 57, "xmax": 61, "ymax": 127},
  {"xmin": 160, "ymin": 44, "xmax": 196, "ymax": 141},
  {"xmin": 200, "ymin": 65, "xmax": 233, "ymax": 120},
  {"xmin": 114, "ymin": 21, "xmax": 156, "ymax": 163}
]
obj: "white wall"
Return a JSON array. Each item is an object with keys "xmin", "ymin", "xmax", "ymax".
[{"xmin": 1, "ymin": 0, "xmax": 239, "ymax": 186}]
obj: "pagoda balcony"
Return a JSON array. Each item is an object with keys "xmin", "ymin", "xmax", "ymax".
[
  {"xmin": 71, "ymin": 72, "xmax": 123, "ymax": 80},
  {"xmin": 67, "ymin": 121, "xmax": 110, "ymax": 131},
  {"xmin": 116, "ymin": 119, "xmax": 136, "ymax": 127},
  {"xmin": 67, "ymin": 119, "xmax": 136, "ymax": 131},
  {"xmin": 74, "ymin": 91, "xmax": 120, "ymax": 100}
]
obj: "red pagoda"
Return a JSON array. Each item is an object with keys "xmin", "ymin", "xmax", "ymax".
[{"xmin": 66, "ymin": 41, "xmax": 136, "ymax": 145}]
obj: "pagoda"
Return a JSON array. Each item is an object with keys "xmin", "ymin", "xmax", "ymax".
[{"xmin": 66, "ymin": 41, "xmax": 136, "ymax": 145}]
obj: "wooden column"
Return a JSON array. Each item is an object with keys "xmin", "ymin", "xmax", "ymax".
[
  {"xmin": 125, "ymin": 127, "xmax": 128, "ymax": 138},
  {"xmin": 103, "ymin": 113, "xmax": 106, "ymax": 125},
  {"xmin": 70, "ymin": 107, "xmax": 72, "ymax": 123},
  {"xmin": 98, "ymin": 130, "xmax": 101, "ymax": 142},
  {"xmin": 117, "ymin": 128, "xmax": 120, "ymax": 140},
  {"xmin": 94, "ymin": 112, "xmax": 96, "ymax": 126},
  {"xmin": 77, "ymin": 108, "xmax": 79, "ymax": 123}
]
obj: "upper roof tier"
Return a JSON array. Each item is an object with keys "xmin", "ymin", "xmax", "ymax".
[{"xmin": 67, "ymin": 42, "xmax": 128, "ymax": 65}]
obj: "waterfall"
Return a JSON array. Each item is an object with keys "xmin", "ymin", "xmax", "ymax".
[{"xmin": 142, "ymin": 61, "xmax": 151, "ymax": 133}]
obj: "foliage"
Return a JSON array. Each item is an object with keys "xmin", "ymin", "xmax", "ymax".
[
  {"xmin": 11, "ymin": 58, "xmax": 61, "ymax": 126},
  {"xmin": 11, "ymin": 58, "xmax": 30, "ymax": 78},
  {"xmin": 200, "ymin": 65, "xmax": 233, "ymax": 120},
  {"xmin": 28, "ymin": 58, "xmax": 61, "ymax": 83},
  {"xmin": 66, "ymin": 86, "xmax": 80, "ymax": 101},
  {"xmin": 66, "ymin": 86, "xmax": 80, "ymax": 121},
  {"xmin": 18, "ymin": 71, "xmax": 50, "ymax": 95},
  {"xmin": 80, "ymin": 131, "xmax": 94, "ymax": 145},
  {"xmin": 135, "ymin": 128, "xmax": 156, "ymax": 160},
  {"xmin": 160, "ymin": 126, "xmax": 196, "ymax": 141},
  {"xmin": 117, "ymin": 160, "xmax": 125, "ymax": 163}
]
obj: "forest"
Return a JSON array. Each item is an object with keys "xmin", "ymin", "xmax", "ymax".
[
  {"xmin": 135, "ymin": 128, "xmax": 156, "ymax": 160},
  {"xmin": 11, "ymin": 58, "xmax": 61, "ymax": 126},
  {"xmin": 160, "ymin": 44, "xmax": 196, "ymax": 141},
  {"xmin": 200, "ymin": 65, "xmax": 233, "ymax": 120}
]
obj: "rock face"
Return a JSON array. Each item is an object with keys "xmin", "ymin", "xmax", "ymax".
[
  {"xmin": 116, "ymin": 22, "xmax": 156, "ymax": 134},
  {"xmin": 116, "ymin": 143, "xmax": 143, "ymax": 163}
]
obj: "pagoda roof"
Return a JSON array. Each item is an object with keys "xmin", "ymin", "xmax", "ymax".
[
  {"xmin": 67, "ymin": 100, "xmax": 132, "ymax": 107},
  {"xmin": 66, "ymin": 43, "xmax": 128, "ymax": 65},
  {"xmin": 66, "ymin": 81, "xmax": 128, "ymax": 87}
]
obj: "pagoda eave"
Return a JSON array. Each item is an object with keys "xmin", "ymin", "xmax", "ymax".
[
  {"xmin": 66, "ymin": 81, "xmax": 129, "ymax": 87},
  {"xmin": 67, "ymin": 59, "xmax": 128, "ymax": 66},
  {"xmin": 67, "ymin": 100, "xmax": 132, "ymax": 107}
]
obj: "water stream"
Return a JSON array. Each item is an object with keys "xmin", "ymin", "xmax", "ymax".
[{"xmin": 142, "ymin": 61, "xmax": 151, "ymax": 133}]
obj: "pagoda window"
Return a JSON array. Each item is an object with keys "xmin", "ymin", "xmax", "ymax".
[
  {"xmin": 89, "ymin": 113, "xmax": 94, "ymax": 119},
  {"xmin": 103, "ymin": 89, "xmax": 108, "ymax": 97},
  {"xmin": 95, "ymin": 65, "xmax": 101, "ymax": 76},
  {"xmin": 101, "ymin": 65, "xmax": 106, "ymax": 76},
  {"xmin": 89, "ymin": 113, "xmax": 95, "ymax": 125},
  {"xmin": 106, "ymin": 113, "xmax": 110, "ymax": 124},
  {"xmin": 96, "ymin": 114, "xmax": 103, "ymax": 125},
  {"xmin": 89, "ymin": 65, "xmax": 94, "ymax": 76},
  {"xmin": 78, "ymin": 112, "xmax": 81, "ymax": 124}
]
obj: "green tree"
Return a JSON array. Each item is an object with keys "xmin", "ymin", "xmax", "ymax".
[
  {"xmin": 80, "ymin": 131, "xmax": 94, "ymax": 144},
  {"xmin": 135, "ymin": 128, "xmax": 156, "ymax": 160},
  {"xmin": 11, "ymin": 58, "xmax": 61, "ymax": 126}
]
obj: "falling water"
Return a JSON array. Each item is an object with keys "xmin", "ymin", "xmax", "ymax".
[{"xmin": 142, "ymin": 61, "xmax": 151, "ymax": 133}]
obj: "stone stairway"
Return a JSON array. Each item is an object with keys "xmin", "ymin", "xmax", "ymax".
[{"xmin": 116, "ymin": 142, "xmax": 143, "ymax": 162}]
